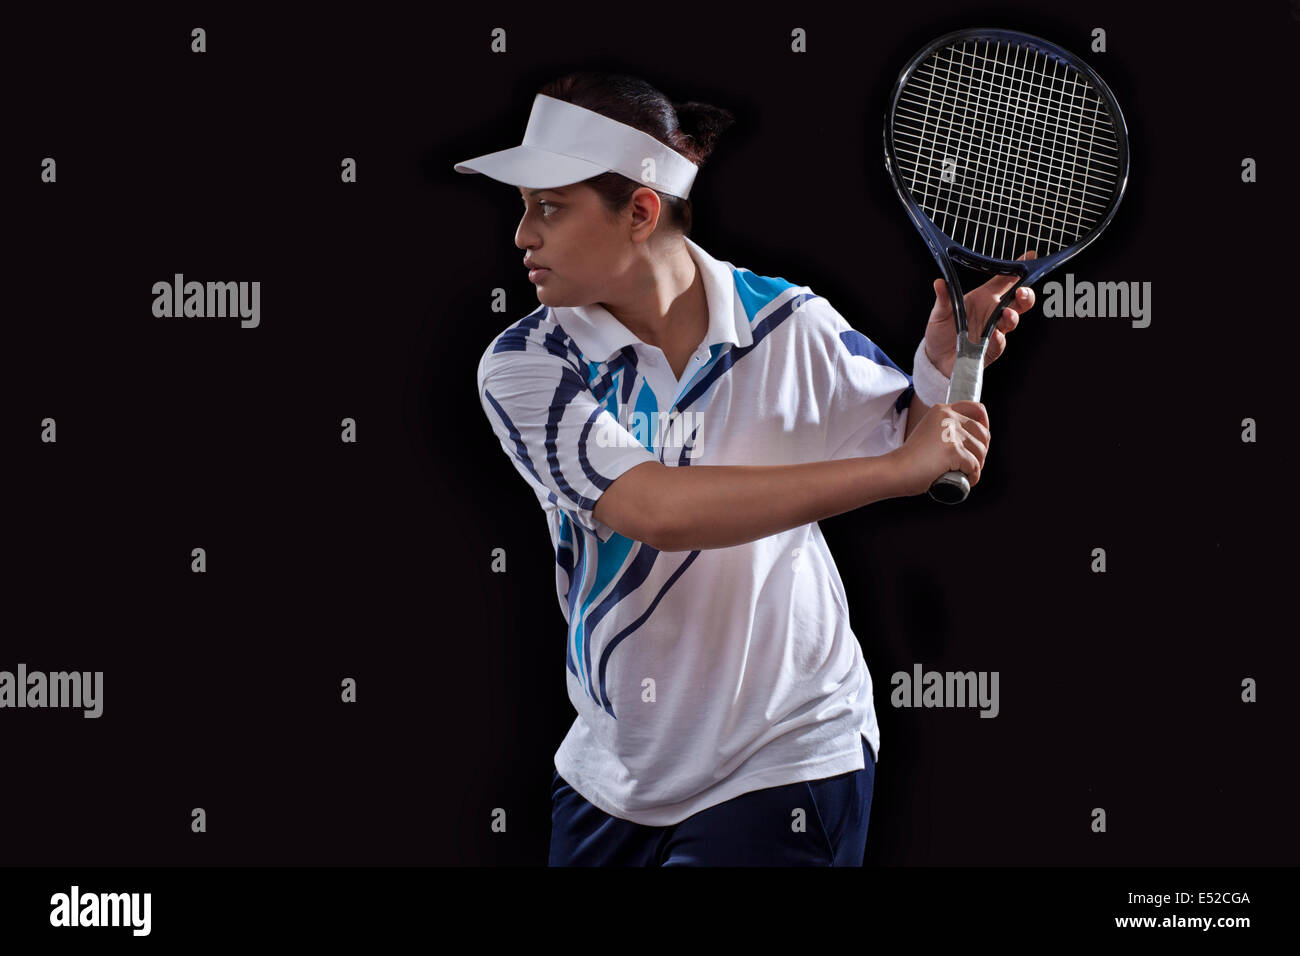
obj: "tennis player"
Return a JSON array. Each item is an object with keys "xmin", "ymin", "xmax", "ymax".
[{"xmin": 458, "ymin": 72, "xmax": 1035, "ymax": 866}]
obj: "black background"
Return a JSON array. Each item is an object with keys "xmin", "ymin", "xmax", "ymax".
[{"xmin": 4, "ymin": 0, "xmax": 1296, "ymax": 868}]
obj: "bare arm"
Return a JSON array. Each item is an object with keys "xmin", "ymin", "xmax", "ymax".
[
  {"xmin": 594, "ymin": 455, "xmax": 905, "ymax": 552},
  {"xmin": 596, "ymin": 398, "xmax": 991, "ymax": 551}
]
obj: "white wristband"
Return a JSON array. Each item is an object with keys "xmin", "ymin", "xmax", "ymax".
[{"xmin": 911, "ymin": 338, "xmax": 951, "ymax": 407}]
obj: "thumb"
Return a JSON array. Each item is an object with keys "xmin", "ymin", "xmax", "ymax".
[
  {"xmin": 931, "ymin": 278, "xmax": 951, "ymax": 317},
  {"xmin": 933, "ymin": 278, "xmax": 946, "ymax": 298}
]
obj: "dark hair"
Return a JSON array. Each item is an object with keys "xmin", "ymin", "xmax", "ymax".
[{"xmin": 536, "ymin": 71, "xmax": 735, "ymax": 238}]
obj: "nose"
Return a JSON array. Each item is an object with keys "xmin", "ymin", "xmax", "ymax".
[{"xmin": 515, "ymin": 212, "xmax": 538, "ymax": 252}]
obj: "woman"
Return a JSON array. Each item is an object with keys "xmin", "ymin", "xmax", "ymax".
[{"xmin": 458, "ymin": 71, "xmax": 1034, "ymax": 866}]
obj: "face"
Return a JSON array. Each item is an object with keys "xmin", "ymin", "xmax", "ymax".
[{"xmin": 515, "ymin": 183, "xmax": 660, "ymax": 307}]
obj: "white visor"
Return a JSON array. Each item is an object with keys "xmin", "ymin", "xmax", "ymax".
[{"xmin": 454, "ymin": 93, "xmax": 699, "ymax": 199}]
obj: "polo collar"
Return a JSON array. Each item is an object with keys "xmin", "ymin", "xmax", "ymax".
[{"xmin": 556, "ymin": 235, "xmax": 753, "ymax": 364}]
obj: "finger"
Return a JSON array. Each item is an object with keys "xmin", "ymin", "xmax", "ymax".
[
  {"xmin": 972, "ymin": 251, "xmax": 1040, "ymax": 317},
  {"xmin": 950, "ymin": 421, "xmax": 988, "ymax": 472},
  {"xmin": 971, "ymin": 293, "xmax": 1013, "ymax": 339},
  {"xmin": 956, "ymin": 441, "xmax": 981, "ymax": 485},
  {"xmin": 942, "ymin": 422, "xmax": 982, "ymax": 483},
  {"xmin": 980, "ymin": 304, "xmax": 1021, "ymax": 347},
  {"xmin": 974, "ymin": 250, "xmax": 1038, "ymax": 302},
  {"xmin": 951, "ymin": 400, "xmax": 989, "ymax": 429},
  {"xmin": 982, "ymin": 329, "xmax": 1006, "ymax": 365},
  {"xmin": 962, "ymin": 429, "xmax": 988, "ymax": 466},
  {"xmin": 994, "ymin": 314, "xmax": 1016, "ymax": 338},
  {"xmin": 932, "ymin": 278, "xmax": 953, "ymax": 316},
  {"xmin": 958, "ymin": 417, "xmax": 991, "ymax": 449},
  {"xmin": 1013, "ymin": 286, "xmax": 1035, "ymax": 314}
]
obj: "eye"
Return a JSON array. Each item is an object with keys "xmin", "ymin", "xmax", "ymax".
[{"xmin": 521, "ymin": 197, "xmax": 560, "ymax": 220}]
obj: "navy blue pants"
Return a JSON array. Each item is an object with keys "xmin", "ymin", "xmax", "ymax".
[{"xmin": 549, "ymin": 735, "xmax": 874, "ymax": 866}]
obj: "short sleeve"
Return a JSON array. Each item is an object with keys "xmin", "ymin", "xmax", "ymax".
[
  {"xmin": 477, "ymin": 340, "xmax": 659, "ymax": 543},
  {"xmin": 810, "ymin": 299, "xmax": 918, "ymax": 462}
]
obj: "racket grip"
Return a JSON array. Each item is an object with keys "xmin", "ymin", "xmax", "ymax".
[
  {"xmin": 928, "ymin": 338, "xmax": 985, "ymax": 505},
  {"xmin": 929, "ymin": 470, "xmax": 970, "ymax": 504}
]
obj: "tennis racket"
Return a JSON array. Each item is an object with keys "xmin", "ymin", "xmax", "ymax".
[{"xmin": 883, "ymin": 28, "xmax": 1130, "ymax": 503}]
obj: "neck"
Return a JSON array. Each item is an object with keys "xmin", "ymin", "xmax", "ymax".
[{"xmin": 602, "ymin": 240, "xmax": 704, "ymax": 349}]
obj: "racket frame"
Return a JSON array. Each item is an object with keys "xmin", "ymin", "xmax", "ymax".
[{"xmin": 882, "ymin": 27, "xmax": 1131, "ymax": 502}]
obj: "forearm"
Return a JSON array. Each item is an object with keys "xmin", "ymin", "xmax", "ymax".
[{"xmin": 652, "ymin": 455, "xmax": 904, "ymax": 552}]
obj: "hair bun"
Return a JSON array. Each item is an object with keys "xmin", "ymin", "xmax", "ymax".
[{"xmin": 673, "ymin": 101, "xmax": 736, "ymax": 165}]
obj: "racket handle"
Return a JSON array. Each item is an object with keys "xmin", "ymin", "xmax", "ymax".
[
  {"xmin": 929, "ymin": 470, "xmax": 970, "ymax": 504},
  {"xmin": 928, "ymin": 338, "xmax": 986, "ymax": 505}
]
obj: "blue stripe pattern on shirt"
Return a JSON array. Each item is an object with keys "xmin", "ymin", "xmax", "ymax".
[{"xmin": 838, "ymin": 329, "xmax": 916, "ymax": 414}]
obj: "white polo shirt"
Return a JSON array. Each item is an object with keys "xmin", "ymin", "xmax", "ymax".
[{"xmin": 477, "ymin": 235, "xmax": 949, "ymax": 826}]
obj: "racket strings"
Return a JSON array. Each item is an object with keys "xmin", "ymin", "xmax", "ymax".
[
  {"xmin": 909, "ymin": 42, "xmax": 1113, "ymax": 254},
  {"xmin": 893, "ymin": 38, "xmax": 1122, "ymax": 260}
]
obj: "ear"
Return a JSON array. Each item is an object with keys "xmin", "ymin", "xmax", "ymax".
[{"xmin": 627, "ymin": 186, "xmax": 663, "ymax": 238}]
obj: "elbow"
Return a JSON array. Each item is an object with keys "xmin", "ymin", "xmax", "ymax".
[
  {"xmin": 627, "ymin": 507, "xmax": 676, "ymax": 551},
  {"xmin": 598, "ymin": 462, "xmax": 683, "ymax": 550},
  {"xmin": 645, "ymin": 516, "xmax": 680, "ymax": 552},
  {"xmin": 645, "ymin": 490, "xmax": 689, "ymax": 552},
  {"xmin": 647, "ymin": 504, "xmax": 696, "ymax": 552}
]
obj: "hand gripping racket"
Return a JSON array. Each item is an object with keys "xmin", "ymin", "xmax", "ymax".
[{"xmin": 883, "ymin": 28, "xmax": 1130, "ymax": 503}]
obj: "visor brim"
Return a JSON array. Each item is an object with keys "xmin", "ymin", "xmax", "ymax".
[{"xmin": 453, "ymin": 144, "xmax": 610, "ymax": 189}]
